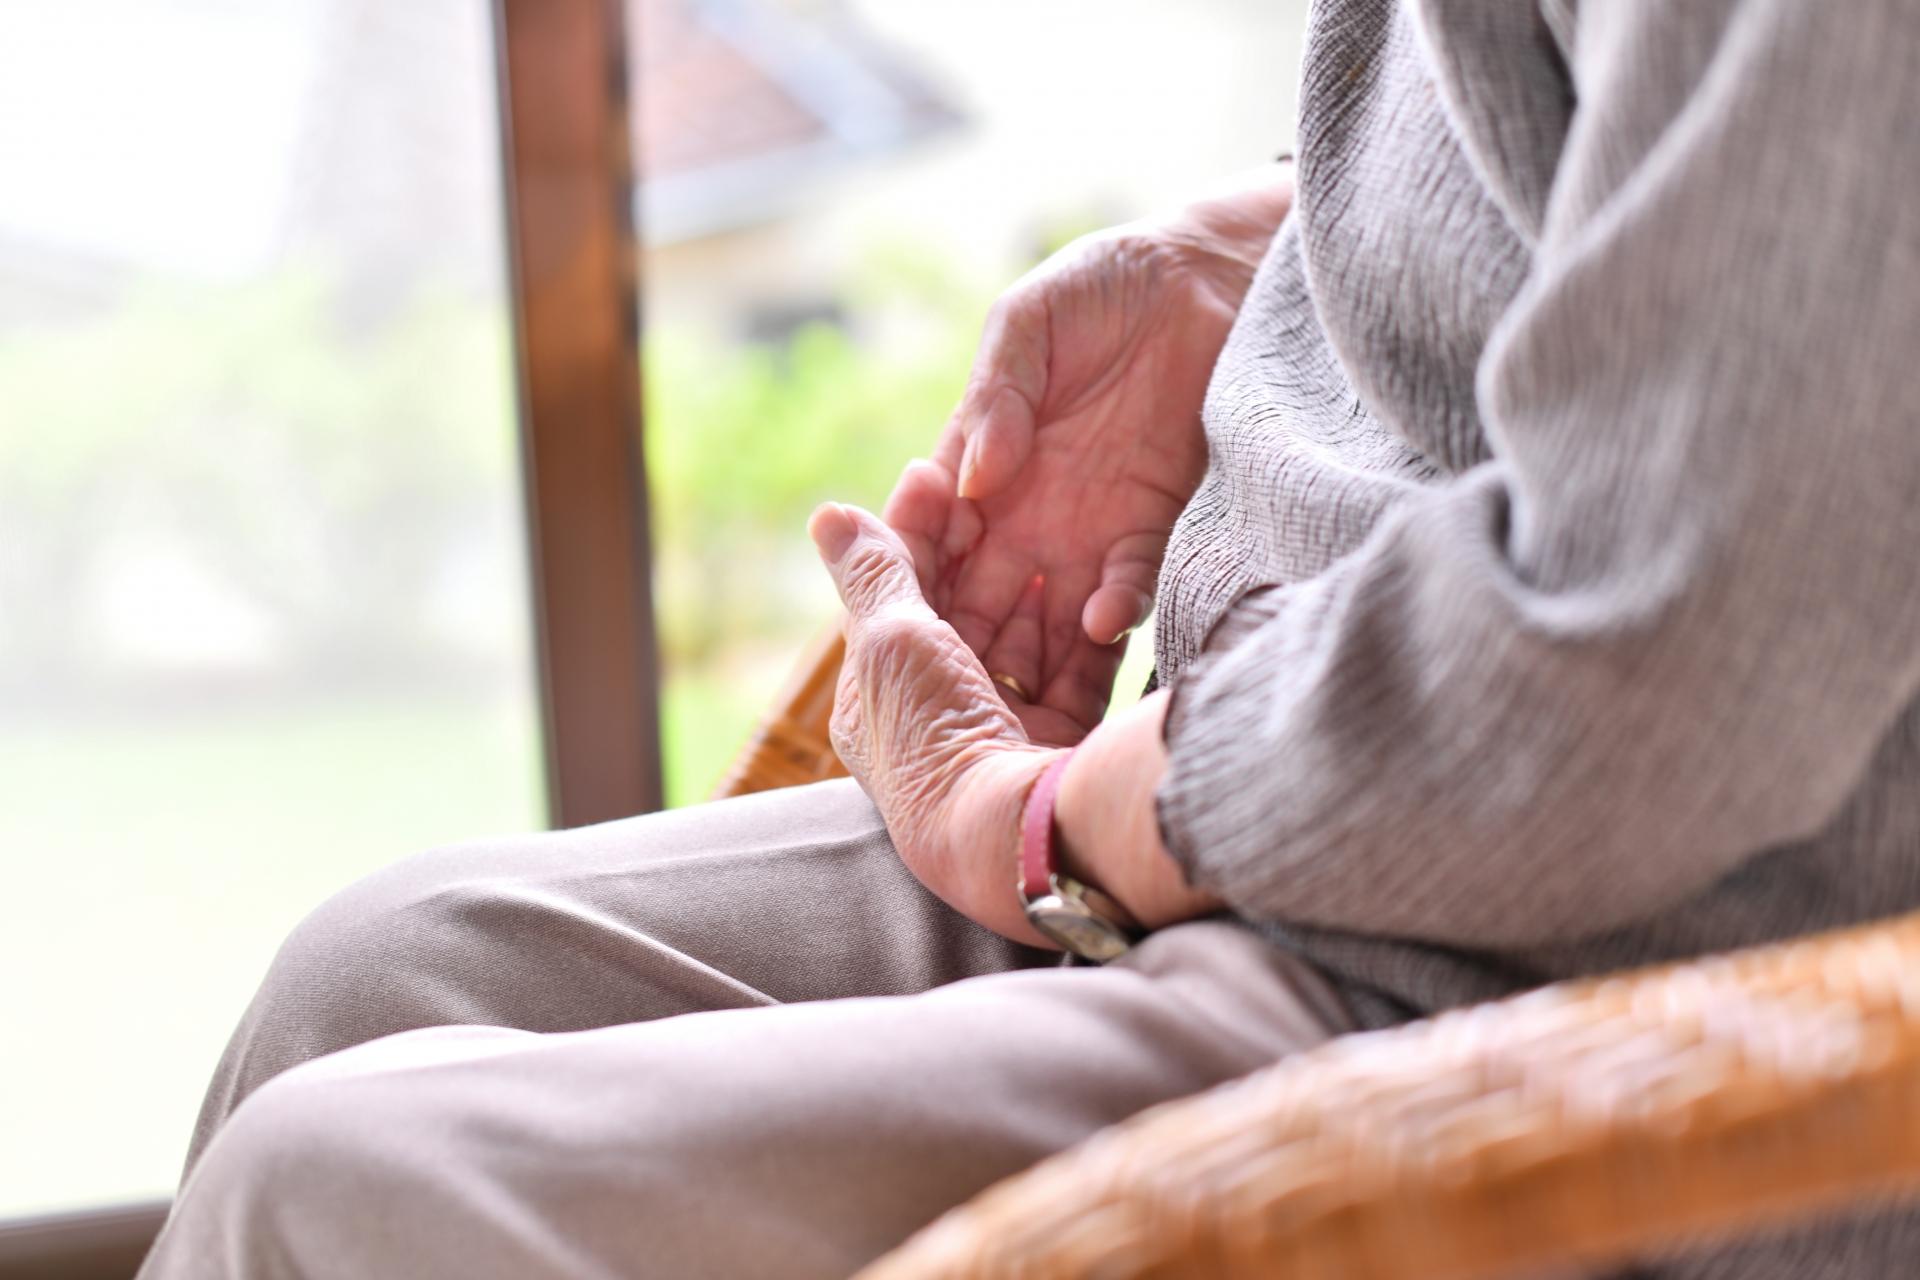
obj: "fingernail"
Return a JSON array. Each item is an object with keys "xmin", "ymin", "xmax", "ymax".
[{"xmin": 810, "ymin": 503, "xmax": 858, "ymax": 564}]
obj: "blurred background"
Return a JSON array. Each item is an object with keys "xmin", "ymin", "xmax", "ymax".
[{"xmin": 0, "ymin": 0, "xmax": 1305, "ymax": 1216}]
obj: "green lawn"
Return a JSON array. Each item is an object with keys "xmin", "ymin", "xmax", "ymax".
[{"xmin": 0, "ymin": 670, "xmax": 763, "ymax": 1216}]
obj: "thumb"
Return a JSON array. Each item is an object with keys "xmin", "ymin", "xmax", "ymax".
[
  {"xmin": 957, "ymin": 383, "xmax": 1036, "ymax": 502},
  {"xmin": 810, "ymin": 503, "xmax": 932, "ymax": 621},
  {"xmin": 952, "ymin": 295, "xmax": 1046, "ymax": 501}
]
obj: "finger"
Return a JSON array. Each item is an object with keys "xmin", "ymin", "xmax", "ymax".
[
  {"xmin": 959, "ymin": 384, "xmax": 1037, "ymax": 501},
  {"xmin": 809, "ymin": 503, "xmax": 931, "ymax": 622},
  {"xmin": 1040, "ymin": 633, "xmax": 1128, "ymax": 732},
  {"xmin": 945, "ymin": 539, "xmax": 1038, "ymax": 658},
  {"xmin": 819, "ymin": 504, "xmax": 1027, "ymax": 763},
  {"xmin": 939, "ymin": 495, "xmax": 984, "ymax": 565},
  {"xmin": 880, "ymin": 458, "xmax": 955, "ymax": 600},
  {"xmin": 1083, "ymin": 583, "xmax": 1153, "ymax": 647},
  {"xmin": 932, "ymin": 496, "xmax": 984, "ymax": 616},
  {"xmin": 1041, "ymin": 561, "xmax": 1100, "ymax": 686},
  {"xmin": 950, "ymin": 296, "xmax": 1049, "ymax": 501},
  {"xmin": 1082, "ymin": 529, "xmax": 1166, "ymax": 644},
  {"xmin": 979, "ymin": 575, "xmax": 1045, "ymax": 709}
]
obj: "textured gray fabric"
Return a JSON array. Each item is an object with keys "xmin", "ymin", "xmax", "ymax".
[
  {"xmin": 139, "ymin": 780, "xmax": 1351, "ymax": 1279},
  {"xmin": 1155, "ymin": 1, "xmax": 1920, "ymax": 1268},
  {"xmin": 1161, "ymin": 0, "xmax": 1920, "ymax": 1007}
]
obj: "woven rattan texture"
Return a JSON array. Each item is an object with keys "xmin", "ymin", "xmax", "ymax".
[
  {"xmin": 712, "ymin": 625, "xmax": 849, "ymax": 799},
  {"xmin": 860, "ymin": 913, "xmax": 1920, "ymax": 1279}
]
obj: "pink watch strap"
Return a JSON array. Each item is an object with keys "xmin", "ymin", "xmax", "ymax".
[{"xmin": 1019, "ymin": 749, "xmax": 1077, "ymax": 900}]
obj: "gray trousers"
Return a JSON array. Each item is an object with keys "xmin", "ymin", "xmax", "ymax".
[{"xmin": 138, "ymin": 779, "xmax": 1352, "ymax": 1279}]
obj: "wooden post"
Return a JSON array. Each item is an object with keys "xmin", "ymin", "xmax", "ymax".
[{"xmin": 494, "ymin": 0, "xmax": 663, "ymax": 825}]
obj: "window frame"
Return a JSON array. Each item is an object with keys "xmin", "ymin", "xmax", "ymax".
[{"xmin": 496, "ymin": 0, "xmax": 664, "ymax": 827}]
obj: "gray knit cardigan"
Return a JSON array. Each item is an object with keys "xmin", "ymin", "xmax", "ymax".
[{"xmin": 1152, "ymin": 2, "xmax": 1920, "ymax": 1272}]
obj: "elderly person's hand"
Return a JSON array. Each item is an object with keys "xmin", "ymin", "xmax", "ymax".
[
  {"xmin": 811, "ymin": 501, "xmax": 1218, "ymax": 947},
  {"xmin": 882, "ymin": 163, "xmax": 1294, "ymax": 733}
]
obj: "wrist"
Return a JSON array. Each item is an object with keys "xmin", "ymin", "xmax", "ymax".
[
  {"xmin": 943, "ymin": 745, "xmax": 1064, "ymax": 948},
  {"xmin": 1156, "ymin": 160, "xmax": 1296, "ymax": 286},
  {"xmin": 1054, "ymin": 691, "xmax": 1221, "ymax": 930},
  {"xmin": 1015, "ymin": 746, "xmax": 1141, "ymax": 961}
]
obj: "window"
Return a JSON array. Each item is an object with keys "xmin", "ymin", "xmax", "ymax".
[{"xmin": 0, "ymin": 0, "xmax": 542, "ymax": 1214}]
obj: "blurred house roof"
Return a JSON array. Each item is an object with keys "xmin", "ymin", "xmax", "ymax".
[
  {"xmin": 0, "ymin": 0, "xmax": 961, "ymax": 330},
  {"xmin": 635, "ymin": 0, "xmax": 963, "ymax": 244}
]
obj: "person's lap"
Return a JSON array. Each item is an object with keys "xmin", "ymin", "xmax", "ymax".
[{"xmin": 139, "ymin": 779, "xmax": 1352, "ymax": 1279}]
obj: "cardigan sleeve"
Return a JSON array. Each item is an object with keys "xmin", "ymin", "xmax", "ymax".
[{"xmin": 1155, "ymin": 0, "xmax": 1920, "ymax": 948}]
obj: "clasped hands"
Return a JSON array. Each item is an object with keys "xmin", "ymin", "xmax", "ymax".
[{"xmin": 807, "ymin": 167, "xmax": 1293, "ymax": 948}]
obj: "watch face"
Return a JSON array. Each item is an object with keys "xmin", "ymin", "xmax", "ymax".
[{"xmin": 1027, "ymin": 895, "xmax": 1133, "ymax": 963}]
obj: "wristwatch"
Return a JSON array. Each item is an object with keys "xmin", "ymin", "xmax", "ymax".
[{"xmin": 1017, "ymin": 750, "xmax": 1141, "ymax": 962}]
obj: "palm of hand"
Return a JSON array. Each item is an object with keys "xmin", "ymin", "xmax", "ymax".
[
  {"xmin": 962, "ymin": 277, "xmax": 1224, "ymax": 643},
  {"xmin": 888, "ymin": 233, "xmax": 1241, "ymax": 733}
]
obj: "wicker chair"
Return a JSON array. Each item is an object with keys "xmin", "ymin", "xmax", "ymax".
[{"xmin": 716, "ymin": 627, "xmax": 1920, "ymax": 1279}]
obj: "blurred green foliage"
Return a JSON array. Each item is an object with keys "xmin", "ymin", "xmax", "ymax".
[
  {"xmin": 642, "ymin": 239, "xmax": 995, "ymax": 798},
  {"xmin": 0, "ymin": 265, "xmax": 516, "ymax": 690},
  {"xmin": 644, "ymin": 240, "xmax": 990, "ymax": 666},
  {"xmin": 0, "ymin": 236, "xmax": 1006, "ymax": 804}
]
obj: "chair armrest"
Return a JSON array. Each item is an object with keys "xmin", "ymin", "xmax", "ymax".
[
  {"xmin": 860, "ymin": 912, "xmax": 1920, "ymax": 1279},
  {"xmin": 712, "ymin": 622, "xmax": 848, "ymax": 799}
]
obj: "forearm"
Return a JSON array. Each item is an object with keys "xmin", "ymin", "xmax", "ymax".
[
  {"xmin": 942, "ymin": 747, "xmax": 1069, "ymax": 951},
  {"xmin": 1151, "ymin": 4, "xmax": 1920, "ymax": 949},
  {"xmin": 938, "ymin": 699, "xmax": 1214, "ymax": 953}
]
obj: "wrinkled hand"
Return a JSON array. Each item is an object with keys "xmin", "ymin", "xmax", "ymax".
[
  {"xmin": 809, "ymin": 501, "xmax": 1066, "ymax": 946},
  {"xmin": 884, "ymin": 167, "xmax": 1292, "ymax": 733}
]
